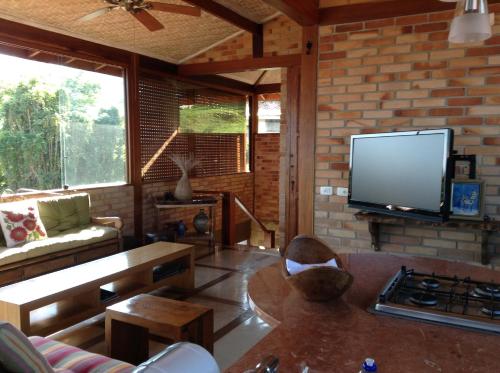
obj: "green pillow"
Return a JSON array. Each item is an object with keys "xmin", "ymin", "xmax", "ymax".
[{"xmin": 37, "ymin": 194, "xmax": 91, "ymax": 236}]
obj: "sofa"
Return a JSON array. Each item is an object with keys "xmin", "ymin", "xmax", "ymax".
[
  {"xmin": 0, "ymin": 193, "xmax": 122, "ymax": 286},
  {"xmin": 0, "ymin": 321, "xmax": 220, "ymax": 373}
]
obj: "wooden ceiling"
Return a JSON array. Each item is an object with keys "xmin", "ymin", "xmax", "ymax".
[
  {"xmin": 0, "ymin": 0, "xmax": 278, "ymax": 63},
  {"xmin": 319, "ymin": 0, "xmax": 385, "ymax": 8}
]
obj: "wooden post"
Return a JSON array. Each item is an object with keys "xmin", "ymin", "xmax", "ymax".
[
  {"xmin": 221, "ymin": 192, "xmax": 236, "ymax": 247},
  {"xmin": 127, "ymin": 53, "xmax": 143, "ymax": 242},
  {"xmin": 283, "ymin": 66, "xmax": 300, "ymax": 250},
  {"xmin": 252, "ymin": 24, "xmax": 264, "ymax": 58},
  {"xmin": 298, "ymin": 25, "xmax": 318, "ymax": 236}
]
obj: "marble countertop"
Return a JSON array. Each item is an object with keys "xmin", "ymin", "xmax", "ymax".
[{"xmin": 228, "ymin": 253, "xmax": 500, "ymax": 373}]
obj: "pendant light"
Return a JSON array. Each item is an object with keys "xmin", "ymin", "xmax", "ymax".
[{"xmin": 444, "ymin": 0, "xmax": 493, "ymax": 44}]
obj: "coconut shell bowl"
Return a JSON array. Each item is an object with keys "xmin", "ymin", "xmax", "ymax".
[{"xmin": 282, "ymin": 235, "xmax": 354, "ymax": 302}]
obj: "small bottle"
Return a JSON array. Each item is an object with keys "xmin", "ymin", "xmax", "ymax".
[
  {"xmin": 177, "ymin": 220, "xmax": 186, "ymax": 238},
  {"xmin": 359, "ymin": 358, "xmax": 377, "ymax": 373}
]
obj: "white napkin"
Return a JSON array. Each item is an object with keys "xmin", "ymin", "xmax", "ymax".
[{"xmin": 286, "ymin": 258, "xmax": 338, "ymax": 275}]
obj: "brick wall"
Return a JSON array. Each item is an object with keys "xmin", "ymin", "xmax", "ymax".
[
  {"xmin": 187, "ymin": 15, "xmax": 301, "ymax": 63},
  {"xmin": 315, "ymin": 7, "xmax": 500, "ymax": 263},
  {"xmin": 254, "ymin": 134, "xmax": 280, "ymax": 222},
  {"xmin": 86, "ymin": 185, "xmax": 134, "ymax": 236},
  {"xmin": 142, "ymin": 173, "xmax": 254, "ymax": 234}
]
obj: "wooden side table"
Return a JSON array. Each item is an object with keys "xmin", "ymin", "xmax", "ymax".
[
  {"xmin": 105, "ymin": 294, "xmax": 213, "ymax": 365},
  {"xmin": 154, "ymin": 196, "xmax": 218, "ymax": 252}
]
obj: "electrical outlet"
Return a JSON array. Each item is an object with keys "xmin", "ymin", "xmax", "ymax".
[
  {"xmin": 337, "ymin": 187, "xmax": 349, "ymax": 197},
  {"xmin": 320, "ymin": 186, "xmax": 333, "ymax": 196}
]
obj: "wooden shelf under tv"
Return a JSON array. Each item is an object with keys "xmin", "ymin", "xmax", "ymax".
[{"xmin": 354, "ymin": 212, "xmax": 500, "ymax": 265}]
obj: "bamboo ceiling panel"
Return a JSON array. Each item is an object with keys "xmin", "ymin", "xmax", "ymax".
[
  {"xmin": 0, "ymin": 0, "xmax": 276, "ymax": 63},
  {"xmin": 213, "ymin": 0, "xmax": 277, "ymax": 23}
]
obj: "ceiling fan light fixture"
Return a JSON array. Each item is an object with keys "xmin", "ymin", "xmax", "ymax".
[{"xmin": 448, "ymin": 0, "xmax": 492, "ymax": 43}]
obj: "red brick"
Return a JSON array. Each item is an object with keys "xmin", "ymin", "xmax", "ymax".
[
  {"xmin": 432, "ymin": 69, "xmax": 466, "ymax": 78},
  {"xmin": 485, "ymin": 35, "xmax": 500, "ymax": 45},
  {"xmin": 320, "ymin": 51, "xmax": 347, "ymax": 60},
  {"xmin": 414, "ymin": 61, "xmax": 447, "ymax": 70},
  {"xmin": 365, "ymin": 18, "xmax": 395, "ymax": 29},
  {"xmin": 415, "ymin": 22, "xmax": 448, "ymax": 33},
  {"xmin": 414, "ymin": 41, "xmax": 448, "ymax": 51},
  {"xmin": 448, "ymin": 97, "xmax": 483, "ymax": 106},
  {"xmin": 431, "ymin": 88, "xmax": 465, "ymax": 97},
  {"xmin": 487, "ymin": 76, "xmax": 500, "ymax": 84},
  {"xmin": 486, "ymin": 118, "xmax": 500, "ymax": 125},
  {"xmin": 336, "ymin": 23, "xmax": 363, "ymax": 32},
  {"xmin": 430, "ymin": 108, "xmax": 463, "ymax": 116},
  {"xmin": 429, "ymin": 11, "xmax": 454, "ymax": 22},
  {"xmin": 395, "ymin": 109, "xmax": 427, "ymax": 117},
  {"xmin": 466, "ymin": 46, "xmax": 500, "ymax": 57},
  {"xmin": 428, "ymin": 31, "xmax": 449, "ymax": 41},
  {"xmin": 448, "ymin": 117, "xmax": 482, "ymax": 126},
  {"xmin": 484, "ymin": 138, "xmax": 500, "ymax": 145},
  {"xmin": 320, "ymin": 34, "xmax": 348, "ymax": 43},
  {"xmin": 469, "ymin": 66, "xmax": 500, "ymax": 76},
  {"xmin": 396, "ymin": 14, "xmax": 428, "ymax": 25},
  {"xmin": 330, "ymin": 163, "xmax": 350, "ymax": 171}
]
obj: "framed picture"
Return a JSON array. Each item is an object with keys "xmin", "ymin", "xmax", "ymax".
[{"xmin": 450, "ymin": 180, "xmax": 484, "ymax": 220}]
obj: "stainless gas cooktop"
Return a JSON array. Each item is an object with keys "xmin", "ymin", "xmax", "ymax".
[{"xmin": 371, "ymin": 266, "xmax": 500, "ymax": 334}]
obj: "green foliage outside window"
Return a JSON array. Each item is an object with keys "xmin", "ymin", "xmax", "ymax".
[
  {"xmin": 0, "ymin": 77, "xmax": 126, "ymax": 192},
  {"xmin": 179, "ymin": 102, "xmax": 247, "ymax": 134}
]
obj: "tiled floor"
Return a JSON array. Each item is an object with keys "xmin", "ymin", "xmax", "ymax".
[
  {"xmin": 57, "ymin": 247, "xmax": 280, "ymax": 372},
  {"xmin": 193, "ymin": 248, "xmax": 279, "ymax": 371}
]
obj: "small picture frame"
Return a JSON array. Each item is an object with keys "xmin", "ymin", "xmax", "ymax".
[{"xmin": 450, "ymin": 180, "xmax": 484, "ymax": 220}]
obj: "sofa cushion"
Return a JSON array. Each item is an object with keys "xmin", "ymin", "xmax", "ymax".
[
  {"xmin": 0, "ymin": 322, "xmax": 54, "ymax": 373},
  {"xmin": 0, "ymin": 201, "xmax": 48, "ymax": 248},
  {"xmin": 29, "ymin": 336, "xmax": 134, "ymax": 373},
  {"xmin": 37, "ymin": 194, "xmax": 91, "ymax": 237},
  {"xmin": 0, "ymin": 225, "xmax": 118, "ymax": 267}
]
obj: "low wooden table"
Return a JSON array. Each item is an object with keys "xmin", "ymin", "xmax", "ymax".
[
  {"xmin": 0, "ymin": 242, "xmax": 194, "ymax": 336},
  {"xmin": 105, "ymin": 294, "xmax": 213, "ymax": 365}
]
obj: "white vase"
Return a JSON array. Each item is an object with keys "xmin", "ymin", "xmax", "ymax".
[{"xmin": 174, "ymin": 172, "xmax": 192, "ymax": 201}]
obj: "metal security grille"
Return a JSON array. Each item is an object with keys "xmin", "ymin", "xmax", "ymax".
[{"xmin": 139, "ymin": 75, "xmax": 248, "ymax": 182}]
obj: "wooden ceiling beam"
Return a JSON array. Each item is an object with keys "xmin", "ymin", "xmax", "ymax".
[
  {"xmin": 319, "ymin": 0, "xmax": 500, "ymax": 25},
  {"xmin": 183, "ymin": 0, "xmax": 260, "ymax": 34},
  {"xmin": 178, "ymin": 55, "xmax": 301, "ymax": 76},
  {"xmin": 260, "ymin": 0, "xmax": 319, "ymax": 26},
  {"xmin": 255, "ymin": 83, "xmax": 281, "ymax": 94}
]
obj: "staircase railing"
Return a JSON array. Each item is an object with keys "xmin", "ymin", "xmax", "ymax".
[{"xmin": 194, "ymin": 190, "xmax": 276, "ymax": 249}]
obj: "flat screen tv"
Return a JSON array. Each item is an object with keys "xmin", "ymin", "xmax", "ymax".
[{"xmin": 348, "ymin": 129, "xmax": 454, "ymax": 222}]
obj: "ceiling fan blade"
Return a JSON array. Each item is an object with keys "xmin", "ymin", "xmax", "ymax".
[
  {"xmin": 78, "ymin": 6, "xmax": 116, "ymax": 22},
  {"xmin": 132, "ymin": 10, "xmax": 165, "ymax": 31},
  {"xmin": 148, "ymin": 2, "xmax": 201, "ymax": 17}
]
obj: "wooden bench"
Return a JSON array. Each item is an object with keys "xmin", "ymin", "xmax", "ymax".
[{"xmin": 0, "ymin": 242, "xmax": 194, "ymax": 336}]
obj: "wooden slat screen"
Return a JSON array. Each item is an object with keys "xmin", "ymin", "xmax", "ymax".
[{"xmin": 139, "ymin": 75, "xmax": 248, "ymax": 182}]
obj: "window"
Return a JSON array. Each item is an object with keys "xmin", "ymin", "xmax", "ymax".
[
  {"xmin": 0, "ymin": 50, "xmax": 126, "ymax": 193},
  {"xmin": 139, "ymin": 77, "xmax": 250, "ymax": 182},
  {"xmin": 258, "ymin": 94, "xmax": 281, "ymax": 134}
]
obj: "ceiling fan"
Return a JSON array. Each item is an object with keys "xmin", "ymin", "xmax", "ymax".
[{"xmin": 79, "ymin": 0, "xmax": 201, "ymax": 32}]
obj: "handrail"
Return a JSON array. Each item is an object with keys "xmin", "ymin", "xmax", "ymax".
[
  {"xmin": 234, "ymin": 195, "xmax": 275, "ymax": 249},
  {"xmin": 193, "ymin": 190, "xmax": 276, "ymax": 249}
]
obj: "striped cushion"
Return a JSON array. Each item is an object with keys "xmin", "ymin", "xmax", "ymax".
[
  {"xmin": 0, "ymin": 321, "xmax": 53, "ymax": 373},
  {"xmin": 30, "ymin": 336, "xmax": 134, "ymax": 373}
]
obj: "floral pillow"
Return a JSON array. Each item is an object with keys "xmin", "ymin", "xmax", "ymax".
[{"xmin": 0, "ymin": 203, "xmax": 48, "ymax": 248}]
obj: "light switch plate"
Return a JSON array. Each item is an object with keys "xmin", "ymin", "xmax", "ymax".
[
  {"xmin": 320, "ymin": 186, "xmax": 333, "ymax": 196},
  {"xmin": 337, "ymin": 187, "xmax": 349, "ymax": 197}
]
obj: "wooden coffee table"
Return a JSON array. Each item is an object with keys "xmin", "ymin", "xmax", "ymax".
[
  {"xmin": 105, "ymin": 294, "xmax": 213, "ymax": 365},
  {"xmin": 0, "ymin": 242, "xmax": 194, "ymax": 336}
]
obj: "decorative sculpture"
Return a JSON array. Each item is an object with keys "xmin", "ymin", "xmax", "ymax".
[{"xmin": 170, "ymin": 154, "xmax": 198, "ymax": 201}]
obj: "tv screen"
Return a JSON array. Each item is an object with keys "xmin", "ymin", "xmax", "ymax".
[{"xmin": 348, "ymin": 129, "xmax": 454, "ymax": 222}]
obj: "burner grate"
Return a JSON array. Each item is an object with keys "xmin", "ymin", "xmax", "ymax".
[{"xmin": 373, "ymin": 266, "xmax": 500, "ymax": 333}]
